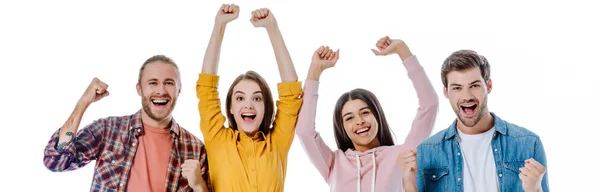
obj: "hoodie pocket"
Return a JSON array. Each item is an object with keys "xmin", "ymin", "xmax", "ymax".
[{"xmin": 422, "ymin": 167, "xmax": 449, "ymax": 191}]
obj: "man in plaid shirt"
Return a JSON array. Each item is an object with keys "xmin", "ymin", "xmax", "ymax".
[{"xmin": 43, "ymin": 55, "xmax": 211, "ymax": 192}]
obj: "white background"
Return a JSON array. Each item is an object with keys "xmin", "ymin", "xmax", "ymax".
[{"xmin": 1, "ymin": 0, "xmax": 598, "ymax": 191}]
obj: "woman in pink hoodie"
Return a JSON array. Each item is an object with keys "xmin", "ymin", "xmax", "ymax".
[{"xmin": 295, "ymin": 36, "xmax": 439, "ymax": 192}]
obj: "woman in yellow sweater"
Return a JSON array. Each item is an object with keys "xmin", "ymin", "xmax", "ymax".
[{"xmin": 195, "ymin": 4, "xmax": 302, "ymax": 192}]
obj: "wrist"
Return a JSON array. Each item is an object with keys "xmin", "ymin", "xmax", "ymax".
[
  {"xmin": 213, "ymin": 22, "xmax": 226, "ymax": 30},
  {"xmin": 76, "ymin": 99, "xmax": 91, "ymax": 109},
  {"xmin": 394, "ymin": 42, "xmax": 413, "ymax": 61},
  {"xmin": 527, "ymin": 187, "xmax": 542, "ymax": 192},
  {"xmin": 307, "ymin": 66, "xmax": 322, "ymax": 81},
  {"xmin": 265, "ymin": 23, "xmax": 279, "ymax": 34}
]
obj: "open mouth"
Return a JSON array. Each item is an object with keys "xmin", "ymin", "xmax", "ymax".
[
  {"xmin": 460, "ymin": 103, "xmax": 477, "ymax": 117},
  {"xmin": 151, "ymin": 99, "xmax": 169, "ymax": 107},
  {"xmin": 354, "ymin": 126, "xmax": 371, "ymax": 136},
  {"xmin": 241, "ymin": 113, "xmax": 257, "ymax": 123}
]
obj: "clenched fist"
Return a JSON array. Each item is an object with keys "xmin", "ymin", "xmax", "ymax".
[
  {"xmin": 519, "ymin": 158, "xmax": 546, "ymax": 192},
  {"xmin": 250, "ymin": 8, "xmax": 277, "ymax": 30},
  {"xmin": 79, "ymin": 77, "xmax": 109, "ymax": 106},
  {"xmin": 307, "ymin": 46, "xmax": 339, "ymax": 81},
  {"xmin": 371, "ymin": 36, "xmax": 413, "ymax": 61},
  {"xmin": 181, "ymin": 159, "xmax": 208, "ymax": 192},
  {"xmin": 215, "ymin": 4, "xmax": 239, "ymax": 25}
]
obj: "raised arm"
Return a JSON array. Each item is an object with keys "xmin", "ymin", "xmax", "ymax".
[
  {"xmin": 296, "ymin": 46, "xmax": 340, "ymax": 181},
  {"xmin": 43, "ymin": 77, "xmax": 109, "ymax": 171},
  {"xmin": 201, "ymin": 4, "xmax": 239, "ymax": 74},
  {"xmin": 250, "ymin": 8, "xmax": 298, "ymax": 82},
  {"xmin": 372, "ymin": 36, "xmax": 439, "ymax": 150},
  {"xmin": 197, "ymin": 4, "xmax": 240, "ymax": 143}
]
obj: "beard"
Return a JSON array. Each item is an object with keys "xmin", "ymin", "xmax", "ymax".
[
  {"xmin": 141, "ymin": 92, "xmax": 176, "ymax": 121},
  {"xmin": 453, "ymin": 95, "xmax": 487, "ymax": 127}
]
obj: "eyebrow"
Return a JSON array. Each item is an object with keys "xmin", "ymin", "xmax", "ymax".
[
  {"xmin": 147, "ymin": 78, "xmax": 176, "ymax": 82},
  {"xmin": 450, "ymin": 80, "xmax": 482, "ymax": 87},
  {"xmin": 343, "ymin": 107, "xmax": 370, "ymax": 118},
  {"xmin": 234, "ymin": 91, "xmax": 263, "ymax": 95}
]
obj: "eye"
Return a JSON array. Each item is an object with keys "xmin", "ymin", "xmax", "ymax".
[
  {"xmin": 345, "ymin": 116, "xmax": 353, "ymax": 122},
  {"xmin": 253, "ymin": 97, "xmax": 262, "ymax": 102},
  {"xmin": 166, "ymin": 81, "xmax": 175, "ymax": 86},
  {"xmin": 452, "ymin": 87, "xmax": 461, "ymax": 91},
  {"xmin": 362, "ymin": 110, "xmax": 370, "ymax": 115},
  {"xmin": 470, "ymin": 84, "xmax": 481, "ymax": 88},
  {"xmin": 236, "ymin": 96, "xmax": 244, "ymax": 101},
  {"xmin": 149, "ymin": 82, "xmax": 157, "ymax": 85}
]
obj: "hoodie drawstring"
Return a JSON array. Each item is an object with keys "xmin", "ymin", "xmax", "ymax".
[
  {"xmin": 355, "ymin": 154, "xmax": 360, "ymax": 192},
  {"xmin": 355, "ymin": 153, "xmax": 377, "ymax": 192},
  {"xmin": 371, "ymin": 153, "xmax": 376, "ymax": 192}
]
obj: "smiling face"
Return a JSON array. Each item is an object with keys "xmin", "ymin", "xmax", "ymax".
[
  {"xmin": 229, "ymin": 80, "xmax": 266, "ymax": 134},
  {"xmin": 444, "ymin": 67, "xmax": 491, "ymax": 127},
  {"xmin": 225, "ymin": 71, "xmax": 274, "ymax": 136},
  {"xmin": 341, "ymin": 99, "xmax": 380, "ymax": 150},
  {"xmin": 333, "ymin": 88, "xmax": 395, "ymax": 152},
  {"xmin": 441, "ymin": 50, "xmax": 493, "ymax": 131},
  {"xmin": 136, "ymin": 60, "xmax": 181, "ymax": 122}
]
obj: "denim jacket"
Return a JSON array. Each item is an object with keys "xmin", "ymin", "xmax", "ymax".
[{"xmin": 416, "ymin": 113, "xmax": 549, "ymax": 192}]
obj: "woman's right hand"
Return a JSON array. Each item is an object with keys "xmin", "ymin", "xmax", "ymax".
[
  {"xmin": 215, "ymin": 4, "xmax": 239, "ymax": 25},
  {"xmin": 371, "ymin": 36, "xmax": 413, "ymax": 61},
  {"xmin": 308, "ymin": 46, "xmax": 339, "ymax": 81}
]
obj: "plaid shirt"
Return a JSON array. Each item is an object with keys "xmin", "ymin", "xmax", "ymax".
[{"xmin": 44, "ymin": 110, "xmax": 212, "ymax": 192}]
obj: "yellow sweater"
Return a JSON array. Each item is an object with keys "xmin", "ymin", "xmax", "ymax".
[{"xmin": 196, "ymin": 74, "xmax": 302, "ymax": 192}]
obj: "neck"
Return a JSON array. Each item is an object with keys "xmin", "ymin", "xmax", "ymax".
[
  {"xmin": 353, "ymin": 139, "xmax": 381, "ymax": 152},
  {"xmin": 457, "ymin": 110, "xmax": 494, "ymax": 135},
  {"xmin": 141, "ymin": 113, "xmax": 172, "ymax": 129}
]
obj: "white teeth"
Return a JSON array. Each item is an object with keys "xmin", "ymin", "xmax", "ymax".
[
  {"xmin": 356, "ymin": 128, "xmax": 369, "ymax": 134},
  {"xmin": 461, "ymin": 104, "xmax": 476, "ymax": 107},
  {"xmin": 152, "ymin": 99, "xmax": 168, "ymax": 104},
  {"xmin": 242, "ymin": 113, "xmax": 255, "ymax": 116}
]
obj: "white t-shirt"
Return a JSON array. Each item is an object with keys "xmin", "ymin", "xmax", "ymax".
[{"xmin": 457, "ymin": 127, "xmax": 499, "ymax": 192}]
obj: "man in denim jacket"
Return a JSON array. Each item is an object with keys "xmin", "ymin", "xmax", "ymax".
[{"xmin": 414, "ymin": 50, "xmax": 549, "ymax": 192}]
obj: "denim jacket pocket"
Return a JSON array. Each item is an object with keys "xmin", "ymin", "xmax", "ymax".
[
  {"xmin": 423, "ymin": 167, "xmax": 449, "ymax": 191},
  {"xmin": 502, "ymin": 160, "xmax": 527, "ymax": 192}
]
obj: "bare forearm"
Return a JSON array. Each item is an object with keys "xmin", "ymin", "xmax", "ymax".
[
  {"xmin": 396, "ymin": 41, "xmax": 414, "ymax": 62},
  {"xmin": 58, "ymin": 100, "xmax": 89, "ymax": 144},
  {"xmin": 402, "ymin": 177, "xmax": 418, "ymax": 192},
  {"xmin": 307, "ymin": 66, "xmax": 321, "ymax": 81},
  {"xmin": 201, "ymin": 22, "xmax": 227, "ymax": 74},
  {"xmin": 266, "ymin": 25, "xmax": 298, "ymax": 82}
]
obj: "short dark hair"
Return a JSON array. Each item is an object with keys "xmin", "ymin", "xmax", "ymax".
[
  {"xmin": 441, "ymin": 50, "xmax": 490, "ymax": 87},
  {"xmin": 333, "ymin": 88, "xmax": 395, "ymax": 151},
  {"xmin": 225, "ymin": 71, "xmax": 275, "ymax": 134},
  {"xmin": 138, "ymin": 55, "xmax": 181, "ymax": 86}
]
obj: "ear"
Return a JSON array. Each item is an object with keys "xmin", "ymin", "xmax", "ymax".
[
  {"xmin": 443, "ymin": 86, "xmax": 449, "ymax": 98},
  {"xmin": 486, "ymin": 79, "xmax": 493, "ymax": 94},
  {"xmin": 136, "ymin": 83, "xmax": 142, "ymax": 96}
]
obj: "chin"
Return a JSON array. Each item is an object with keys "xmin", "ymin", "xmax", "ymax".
[{"xmin": 240, "ymin": 126, "xmax": 259, "ymax": 134}]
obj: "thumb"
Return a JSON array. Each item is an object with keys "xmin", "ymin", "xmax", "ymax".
[{"xmin": 371, "ymin": 48, "xmax": 383, "ymax": 55}]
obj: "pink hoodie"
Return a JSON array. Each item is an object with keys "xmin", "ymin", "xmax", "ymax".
[{"xmin": 296, "ymin": 55, "xmax": 438, "ymax": 192}]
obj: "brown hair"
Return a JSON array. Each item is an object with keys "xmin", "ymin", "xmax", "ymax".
[
  {"xmin": 333, "ymin": 88, "xmax": 395, "ymax": 151},
  {"xmin": 138, "ymin": 55, "xmax": 181, "ymax": 86},
  {"xmin": 225, "ymin": 71, "xmax": 275, "ymax": 134},
  {"xmin": 441, "ymin": 50, "xmax": 490, "ymax": 87}
]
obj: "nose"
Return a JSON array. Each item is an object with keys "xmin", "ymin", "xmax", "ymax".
[
  {"xmin": 153, "ymin": 84, "xmax": 167, "ymax": 96},
  {"xmin": 243, "ymin": 100, "xmax": 254, "ymax": 109},
  {"xmin": 356, "ymin": 115, "xmax": 365, "ymax": 125}
]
